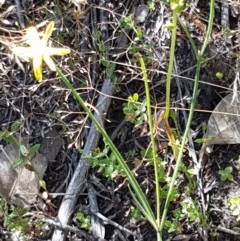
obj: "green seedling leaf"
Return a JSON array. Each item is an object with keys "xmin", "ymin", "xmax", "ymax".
[
  {"xmin": 200, "ymin": 57, "xmax": 208, "ymax": 67},
  {"xmin": 20, "ymin": 145, "xmax": 28, "ymax": 157},
  {"xmin": 130, "ymin": 206, "xmax": 142, "ymax": 220},
  {"xmin": 228, "ymin": 196, "xmax": 240, "ymax": 221},
  {"xmin": 106, "ymin": 63, "xmax": 116, "ymax": 79},
  {"xmin": 75, "ymin": 212, "xmax": 91, "ymax": 230},
  {"xmin": 171, "ymin": 0, "xmax": 184, "ymax": 13},
  {"xmin": 1, "ymin": 128, "xmax": 19, "ymax": 146},
  {"xmin": 122, "ymin": 16, "xmax": 134, "ymax": 30},
  {"xmin": 170, "ymin": 110, "xmax": 177, "ymax": 121},
  {"xmin": 100, "ymin": 59, "xmax": 109, "ymax": 67},
  {"xmin": 128, "ymin": 93, "xmax": 139, "ymax": 102},
  {"xmin": 28, "ymin": 144, "xmax": 40, "ymax": 156},
  {"xmin": 136, "ymin": 27, "xmax": 143, "ymax": 39},
  {"xmin": 202, "ymin": 122, "xmax": 208, "ymax": 133},
  {"xmin": 132, "ymin": 93, "xmax": 139, "ymax": 102},
  {"xmin": 98, "ymin": 41, "xmax": 105, "ymax": 53},
  {"xmin": 165, "ymin": 22, "xmax": 174, "ymax": 30},
  {"xmin": 94, "ymin": 30, "xmax": 101, "ymax": 42},
  {"xmin": 218, "ymin": 166, "xmax": 233, "ymax": 182},
  {"xmin": 128, "ymin": 45, "xmax": 140, "ymax": 55},
  {"xmin": 164, "ymin": 220, "xmax": 180, "ymax": 233},
  {"xmin": 195, "ymin": 138, "xmax": 205, "ymax": 144},
  {"xmin": 187, "ymin": 168, "xmax": 198, "ymax": 176},
  {"xmin": 195, "ymin": 136, "xmax": 214, "ymax": 144},
  {"xmin": 11, "ymin": 158, "xmax": 24, "ymax": 169},
  {"xmin": 147, "ymin": 1, "xmax": 155, "ymax": 10},
  {"xmin": 11, "ymin": 121, "xmax": 21, "ymax": 132}
]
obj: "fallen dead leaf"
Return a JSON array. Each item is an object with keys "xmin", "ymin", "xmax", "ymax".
[
  {"xmin": 206, "ymin": 93, "xmax": 240, "ymax": 145},
  {"xmin": 0, "ymin": 144, "xmax": 47, "ymax": 207}
]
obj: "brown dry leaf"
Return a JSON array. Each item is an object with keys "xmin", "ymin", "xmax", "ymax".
[
  {"xmin": 0, "ymin": 129, "xmax": 62, "ymax": 207},
  {"xmin": 206, "ymin": 93, "xmax": 240, "ymax": 145},
  {"xmin": 0, "ymin": 144, "xmax": 47, "ymax": 207}
]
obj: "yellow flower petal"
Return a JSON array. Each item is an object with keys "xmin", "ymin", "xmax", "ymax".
[
  {"xmin": 47, "ymin": 47, "xmax": 71, "ymax": 56},
  {"xmin": 33, "ymin": 55, "xmax": 43, "ymax": 81},
  {"xmin": 12, "ymin": 46, "xmax": 34, "ymax": 59},
  {"xmin": 42, "ymin": 21, "xmax": 54, "ymax": 42},
  {"xmin": 43, "ymin": 55, "xmax": 56, "ymax": 71},
  {"xmin": 11, "ymin": 21, "xmax": 71, "ymax": 81}
]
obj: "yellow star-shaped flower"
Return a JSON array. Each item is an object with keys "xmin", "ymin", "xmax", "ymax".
[{"xmin": 12, "ymin": 21, "xmax": 71, "ymax": 81}]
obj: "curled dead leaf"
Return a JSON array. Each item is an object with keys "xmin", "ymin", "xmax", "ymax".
[{"xmin": 206, "ymin": 93, "xmax": 240, "ymax": 146}]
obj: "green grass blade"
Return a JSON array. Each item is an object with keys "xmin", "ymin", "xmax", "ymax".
[
  {"xmin": 56, "ymin": 67, "xmax": 157, "ymax": 229},
  {"xmin": 136, "ymin": 53, "xmax": 161, "ymax": 229},
  {"xmin": 160, "ymin": 0, "xmax": 215, "ymax": 231}
]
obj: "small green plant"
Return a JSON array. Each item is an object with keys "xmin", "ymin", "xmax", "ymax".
[
  {"xmin": 0, "ymin": 121, "xmax": 21, "ymax": 146},
  {"xmin": 218, "ymin": 166, "xmax": 234, "ymax": 182},
  {"xmin": 122, "ymin": 15, "xmax": 143, "ymax": 41},
  {"xmin": 164, "ymin": 219, "xmax": 181, "ymax": 233},
  {"xmin": 75, "ymin": 212, "xmax": 91, "ymax": 231},
  {"xmin": 170, "ymin": 197, "xmax": 208, "ymax": 234},
  {"xmin": 11, "ymin": 143, "xmax": 41, "ymax": 170},
  {"xmin": 9, "ymin": 0, "xmax": 215, "ymax": 238},
  {"xmin": 228, "ymin": 196, "xmax": 240, "ymax": 221},
  {"xmin": 4, "ymin": 207, "xmax": 29, "ymax": 233},
  {"xmin": 221, "ymin": 26, "xmax": 232, "ymax": 39},
  {"xmin": 180, "ymin": 198, "xmax": 202, "ymax": 222},
  {"xmin": 147, "ymin": 1, "xmax": 155, "ymax": 10},
  {"xmin": 0, "ymin": 197, "xmax": 50, "ymax": 239},
  {"xmin": 130, "ymin": 206, "xmax": 142, "ymax": 220},
  {"xmin": 86, "ymin": 147, "xmax": 122, "ymax": 180},
  {"xmin": 0, "ymin": 121, "xmax": 40, "ymax": 170},
  {"xmin": 123, "ymin": 93, "xmax": 147, "ymax": 125},
  {"xmin": 195, "ymin": 122, "xmax": 214, "ymax": 144},
  {"xmin": 94, "ymin": 30, "xmax": 116, "ymax": 80},
  {"xmin": 0, "ymin": 198, "xmax": 29, "ymax": 234}
]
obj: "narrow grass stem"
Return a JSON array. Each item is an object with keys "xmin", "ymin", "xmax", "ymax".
[
  {"xmin": 137, "ymin": 54, "xmax": 161, "ymax": 230},
  {"xmin": 56, "ymin": 67, "xmax": 158, "ymax": 231},
  {"xmin": 157, "ymin": 231, "xmax": 162, "ymax": 241},
  {"xmin": 160, "ymin": 0, "xmax": 215, "ymax": 232},
  {"xmin": 178, "ymin": 17, "xmax": 198, "ymax": 59},
  {"xmin": 165, "ymin": 10, "xmax": 177, "ymax": 122}
]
